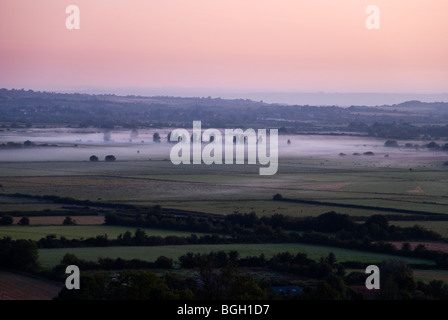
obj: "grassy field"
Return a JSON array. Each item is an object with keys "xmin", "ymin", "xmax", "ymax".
[
  {"xmin": 0, "ymin": 225, "xmax": 206, "ymax": 241},
  {"xmin": 1, "ymin": 159, "xmax": 447, "ymax": 218},
  {"xmin": 38, "ymin": 243, "xmax": 435, "ymax": 270}
]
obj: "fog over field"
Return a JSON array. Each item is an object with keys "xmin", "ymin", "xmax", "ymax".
[{"xmin": 0, "ymin": 128, "xmax": 446, "ymax": 167}]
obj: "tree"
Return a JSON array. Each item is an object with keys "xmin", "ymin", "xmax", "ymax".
[
  {"xmin": 89, "ymin": 155, "xmax": 99, "ymax": 162},
  {"xmin": 18, "ymin": 216, "xmax": 30, "ymax": 226},
  {"xmin": 366, "ymin": 215, "xmax": 389, "ymax": 229},
  {"xmin": 378, "ymin": 259, "xmax": 417, "ymax": 299},
  {"xmin": 153, "ymin": 132, "xmax": 161, "ymax": 143},
  {"xmin": 167, "ymin": 131, "xmax": 180, "ymax": 143},
  {"xmin": 326, "ymin": 252, "xmax": 337, "ymax": 266},
  {"xmin": 104, "ymin": 212, "xmax": 119, "ymax": 225},
  {"xmin": 273, "ymin": 193, "xmax": 283, "ymax": 201},
  {"xmin": 401, "ymin": 242, "xmax": 412, "ymax": 252},
  {"xmin": 198, "ymin": 264, "xmax": 267, "ymax": 300},
  {"xmin": 384, "ymin": 140, "xmax": 399, "ymax": 147},
  {"xmin": 105, "ymin": 155, "xmax": 116, "ymax": 162},
  {"xmin": 63, "ymin": 216, "xmax": 77, "ymax": 226},
  {"xmin": 313, "ymin": 280, "xmax": 342, "ymax": 300},
  {"xmin": 130, "ymin": 129, "xmax": 139, "ymax": 140},
  {"xmin": 427, "ymin": 141, "xmax": 440, "ymax": 149},
  {"xmin": 134, "ymin": 228, "xmax": 147, "ymax": 245},
  {"xmin": 0, "ymin": 239, "xmax": 39, "ymax": 272},
  {"xmin": 0, "ymin": 215, "xmax": 14, "ymax": 225},
  {"xmin": 24, "ymin": 140, "xmax": 35, "ymax": 147},
  {"xmin": 10, "ymin": 240, "xmax": 39, "ymax": 271},
  {"xmin": 103, "ymin": 131, "xmax": 111, "ymax": 142},
  {"xmin": 155, "ymin": 256, "xmax": 173, "ymax": 269},
  {"xmin": 150, "ymin": 204, "xmax": 163, "ymax": 217}
]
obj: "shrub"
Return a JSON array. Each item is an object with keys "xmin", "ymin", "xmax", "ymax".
[
  {"xmin": 384, "ymin": 140, "xmax": 399, "ymax": 147},
  {"xmin": 0, "ymin": 215, "xmax": 14, "ymax": 225},
  {"xmin": 18, "ymin": 216, "xmax": 30, "ymax": 226},
  {"xmin": 273, "ymin": 193, "xmax": 283, "ymax": 201},
  {"xmin": 105, "ymin": 155, "xmax": 116, "ymax": 162},
  {"xmin": 63, "ymin": 216, "xmax": 77, "ymax": 226}
]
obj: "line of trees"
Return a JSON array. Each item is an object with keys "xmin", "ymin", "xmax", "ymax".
[
  {"xmin": 0, "ymin": 237, "xmax": 39, "ymax": 272},
  {"xmin": 52, "ymin": 250, "xmax": 448, "ymax": 300},
  {"xmin": 22, "ymin": 226, "xmax": 448, "ymax": 268},
  {"xmin": 105, "ymin": 209, "xmax": 443, "ymax": 243}
]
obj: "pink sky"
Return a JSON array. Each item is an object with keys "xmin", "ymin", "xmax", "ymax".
[{"xmin": 0, "ymin": 0, "xmax": 447, "ymax": 93}]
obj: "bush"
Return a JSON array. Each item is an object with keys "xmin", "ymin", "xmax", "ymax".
[
  {"xmin": 153, "ymin": 132, "xmax": 161, "ymax": 143},
  {"xmin": 384, "ymin": 140, "xmax": 399, "ymax": 147},
  {"xmin": 18, "ymin": 216, "xmax": 30, "ymax": 226},
  {"xmin": 427, "ymin": 142, "xmax": 440, "ymax": 149},
  {"xmin": 273, "ymin": 193, "xmax": 283, "ymax": 201},
  {"xmin": 0, "ymin": 215, "xmax": 14, "ymax": 225},
  {"xmin": 105, "ymin": 155, "xmax": 116, "ymax": 162},
  {"xmin": 155, "ymin": 256, "xmax": 173, "ymax": 269},
  {"xmin": 63, "ymin": 216, "xmax": 77, "ymax": 226},
  {"xmin": 23, "ymin": 140, "xmax": 35, "ymax": 147}
]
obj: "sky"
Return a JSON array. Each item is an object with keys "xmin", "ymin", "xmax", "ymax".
[{"xmin": 1, "ymin": 0, "xmax": 447, "ymax": 97}]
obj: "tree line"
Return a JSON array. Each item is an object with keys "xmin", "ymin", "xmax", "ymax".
[{"xmin": 52, "ymin": 250, "xmax": 448, "ymax": 300}]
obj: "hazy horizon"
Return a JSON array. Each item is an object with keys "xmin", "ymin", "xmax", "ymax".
[{"xmin": 3, "ymin": 86, "xmax": 448, "ymax": 107}]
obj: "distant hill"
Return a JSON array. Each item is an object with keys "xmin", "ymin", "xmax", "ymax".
[
  {"xmin": 1, "ymin": 88, "xmax": 448, "ymax": 140},
  {"xmin": 51, "ymin": 86, "xmax": 448, "ymax": 107}
]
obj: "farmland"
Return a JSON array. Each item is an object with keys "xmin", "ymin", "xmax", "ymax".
[
  {"xmin": 0, "ymin": 225, "xmax": 207, "ymax": 241},
  {"xmin": 2, "ymin": 125, "xmax": 448, "ymax": 299},
  {"xmin": 1, "ymin": 155, "xmax": 448, "ymax": 218},
  {"xmin": 0, "ymin": 271, "xmax": 62, "ymax": 300}
]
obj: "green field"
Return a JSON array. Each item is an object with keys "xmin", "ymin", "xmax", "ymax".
[
  {"xmin": 38, "ymin": 243, "xmax": 435, "ymax": 270},
  {"xmin": 0, "ymin": 225, "xmax": 205, "ymax": 241}
]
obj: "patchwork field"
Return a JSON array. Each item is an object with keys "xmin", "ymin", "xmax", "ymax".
[
  {"xmin": 1, "ymin": 159, "xmax": 448, "ymax": 218},
  {"xmin": 2, "ymin": 132, "xmax": 448, "ymax": 299}
]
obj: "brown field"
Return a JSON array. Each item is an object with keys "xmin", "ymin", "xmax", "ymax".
[
  {"xmin": 12, "ymin": 216, "xmax": 105, "ymax": 225},
  {"xmin": 0, "ymin": 271, "xmax": 63, "ymax": 300},
  {"xmin": 407, "ymin": 186, "xmax": 424, "ymax": 194}
]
